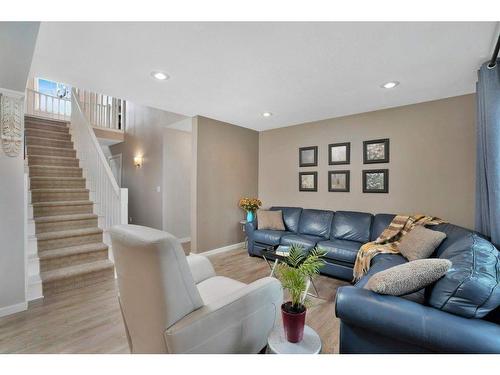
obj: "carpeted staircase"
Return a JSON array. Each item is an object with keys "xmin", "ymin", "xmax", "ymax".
[{"xmin": 26, "ymin": 115, "xmax": 114, "ymax": 296}]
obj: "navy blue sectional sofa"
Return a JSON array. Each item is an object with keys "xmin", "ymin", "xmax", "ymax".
[{"xmin": 245, "ymin": 206, "xmax": 500, "ymax": 353}]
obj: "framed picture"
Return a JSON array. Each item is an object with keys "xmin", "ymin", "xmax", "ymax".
[
  {"xmin": 299, "ymin": 146, "xmax": 318, "ymax": 167},
  {"xmin": 299, "ymin": 172, "xmax": 318, "ymax": 192},
  {"xmin": 363, "ymin": 138, "xmax": 390, "ymax": 164},
  {"xmin": 363, "ymin": 169, "xmax": 389, "ymax": 193},
  {"xmin": 328, "ymin": 170, "xmax": 350, "ymax": 192},
  {"xmin": 328, "ymin": 142, "xmax": 350, "ymax": 165}
]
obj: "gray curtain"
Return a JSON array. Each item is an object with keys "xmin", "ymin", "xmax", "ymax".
[{"xmin": 476, "ymin": 59, "xmax": 500, "ymax": 246}]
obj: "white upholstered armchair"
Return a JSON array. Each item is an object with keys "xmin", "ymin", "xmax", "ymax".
[{"xmin": 110, "ymin": 224, "xmax": 283, "ymax": 354}]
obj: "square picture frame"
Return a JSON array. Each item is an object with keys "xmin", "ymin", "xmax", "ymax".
[
  {"xmin": 328, "ymin": 142, "xmax": 350, "ymax": 165},
  {"xmin": 299, "ymin": 146, "xmax": 318, "ymax": 167},
  {"xmin": 363, "ymin": 138, "xmax": 390, "ymax": 164},
  {"xmin": 299, "ymin": 171, "xmax": 318, "ymax": 192},
  {"xmin": 363, "ymin": 169, "xmax": 389, "ymax": 193},
  {"xmin": 328, "ymin": 170, "xmax": 350, "ymax": 192}
]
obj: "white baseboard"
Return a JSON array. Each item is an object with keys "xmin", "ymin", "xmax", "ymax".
[
  {"xmin": 178, "ymin": 237, "xmax": 191, "ymax": 244},
  {"xmin": 0, "ymin": 301, "xmax": 28, "ymax": 318},
  {"xmin": 202, "ymin": 242, "xmax": 245, "ymax": 257}
]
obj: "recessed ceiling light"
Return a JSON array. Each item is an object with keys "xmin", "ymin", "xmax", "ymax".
[
  {"xmin": 381, "ymin": 81, "xmax": 400, "ymax": 89},
  {"xmin": 262, "ymin": 112, "xmax": 273, "ymax": 117},
  {"xmin": 151, "ymin": 71, "xmax": 169, "ymax": 81}
]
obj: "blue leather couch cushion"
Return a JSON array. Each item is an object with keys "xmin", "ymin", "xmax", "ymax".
[
  {"xmin": 429, "ymin": 223, "xmax": 479, "ymax": 257},
  {"xmin": 428, "ymin": 232, "xmax": 500, "ymax": 318},
  {"xmin": 318, "ymin": 239, "xmax": 363, "ymax": 264},
  {"xmin": 371, "ymin": 213, "xmax": 396, "ymax": 241},
  {"xmin": 253, "ymin": 229, "xmax": 291, "ymax": 246},
  {"xmin": 298, "ymin": 209, "xmax": 334, "ymax": 239},
  {"xmin": 280, "ymin": 233, "xmax": 323, "ymax": 251},
  {"xmin": 270, "ymin": 206, "xmax": 302, "ymax": 233},
  {"xmin": 331, "ymin": 211, "xmax": 373, "ymax": 243}
]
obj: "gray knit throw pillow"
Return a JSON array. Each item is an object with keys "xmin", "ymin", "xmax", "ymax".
[
  {"xmin": 398, "ymin": 226, "xmax": 447, "ymax": 261},
  {"xmin": 364, "ymin": 259, "xmax": 452, "ymax": 296}
]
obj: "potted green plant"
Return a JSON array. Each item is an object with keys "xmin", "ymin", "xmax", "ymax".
[{"xmin": 276, "ymin": 244, "xmax": 326, "ymax": 343}]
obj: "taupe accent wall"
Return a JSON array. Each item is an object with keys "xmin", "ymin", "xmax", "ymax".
[
  {"xmin": 259, "ymin": 94, "xmax": 476, "ymax": 229},
  {"xmin": 163, "ymin": 128, "xmax": 192, "ymax": 239},
  {"xmin": 192, "ymin": 116, "xmax": 259, "ymax": 253}
]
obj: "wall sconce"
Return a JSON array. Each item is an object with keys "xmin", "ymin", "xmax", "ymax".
[{"xmin": 134, "ymin": 156, "xmax": 143, "ymax": 168}]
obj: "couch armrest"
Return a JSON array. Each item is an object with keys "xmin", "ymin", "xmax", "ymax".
[
  {"xmin": 165, "ymin": 277, "xmax": 282, "ymax": 353},
  {"xmin": 245, "ymin": 220, "xmax": 256, "ymax": 235},
  {"xmin": 186, "ymin": 254, "xmax": 216, "ymax": 284},
  {"xmin": 335, "ymin": 286, "xmax": 500, "ymax": 353},
  {"xmin": 245, "ymin": 221, "xmax": 257, "ymax": 255}
]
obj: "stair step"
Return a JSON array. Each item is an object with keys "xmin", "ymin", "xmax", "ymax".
[
  {"xmin": 25, "ymin": 115, "xmax": 69, "ymax": 127},
  {"xmin": 35, "ymin": 213, "xmax": 98, "ymax": 233},
  {"xmin": 41, "ymin": 259, "xmax": 114, "ymax": 296},
  {"xmin": 27, "ymin": 145, "xmax": 76, "ymax": 158},
  {"xmin": 28, "ymin": 155, "xmax": 79, "ymax": 167},
  {"xmin": 25, "ymin": 121, "xmax": 69, "ymax": 134},
  {"xmin": 25, "ymin": 128, "xmax": 72, "ymax": 141},
  {"xmin": 39, "ymin": 243, "xmax": 109, "ymax": 272},
  {"xmin": 29, "ymin": 165, "xmax": 82, "ymax": 178},
  {"xmin": 26, "ymin": 136, "xmax": 73, "ymax": 149},
  {"xmin": 32, "ymin": 200, "xmax": 94, "ymax": 217},
  {"xmin": 30, "ymin": 176, "xmax": 85, "ymax": 189},
  {"xmin": 37, "ymin": 227, "xmax": 103, "ymax": 251},
  {"xmin": 31, "ymin": 188, "xmax": 89, "ymax": 203}
]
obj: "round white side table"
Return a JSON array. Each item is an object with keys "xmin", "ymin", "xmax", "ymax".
[{"xmin": 267, "ymin": 325, "xmax": 322, "ymax": 354}]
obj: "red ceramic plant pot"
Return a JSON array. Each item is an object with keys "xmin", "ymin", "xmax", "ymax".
[{"xmin": 281, "ymin": 302, "xmax": 306, "ymax": 343}]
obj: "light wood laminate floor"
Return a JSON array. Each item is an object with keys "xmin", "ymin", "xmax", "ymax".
[{"xmin": 0, "ymin": 248, "xmax": 349, "ymax": 354}]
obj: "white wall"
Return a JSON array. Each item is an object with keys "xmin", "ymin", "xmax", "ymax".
[
  {"xmin": 0, "ymin": 90, "xmax": 27, "ymax": 316},
  {"xmin": 109, "ymin": 102, "xmax": 186, "ymax": 229},
  {"xmin": 162, "ymin": 127, "xmax": 192, "ymax": 240},
  {"xmin": 0, "ymin": 22, "xmax": 39, "ymax": 317}
]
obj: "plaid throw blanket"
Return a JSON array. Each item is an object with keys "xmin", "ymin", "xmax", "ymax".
[{"xmin": 352, "ymin": 214, "xmax": 445, "ymax": 281}]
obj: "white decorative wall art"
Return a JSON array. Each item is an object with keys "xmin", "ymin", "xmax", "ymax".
[{"xmin": 1, "ymin": 93, "xmax": 23, "ymax": 157}]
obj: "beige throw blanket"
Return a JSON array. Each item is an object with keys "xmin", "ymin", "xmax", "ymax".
[{"xmin": 353, "ymin": 214, "xmax": 445, "ymax": 281}]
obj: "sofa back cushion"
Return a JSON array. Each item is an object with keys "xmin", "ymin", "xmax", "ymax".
[
  {"xmin": 331, "ymin": 211, "xmax": 373, "ymax": 243},
  {"xmin": 371, "ymin": 213, "xmax": 396, "ymax": 241},
  {"xmin": 298, "ymin": 209, "xmax": 334, "ymax": 239},
  {"xmin": 427, "ymin": 231, "xmax": 500, "ymax": 318},
  {"xmin": 270, "ymin": 206, "xmax": 302, "ymax": 233}
]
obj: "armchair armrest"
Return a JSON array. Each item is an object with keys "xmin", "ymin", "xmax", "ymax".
[
  {"xmin": 335, "ymin": 286, "xmax": 500, "ymax": 353},
  {"xmin": 186, "ymin": 254, "xmax": 216, "ymax": 284},
  {"xmin": 164, "ymin": 277, "xmax": 282, "ymax": 353},
  {"xmin": 245, "ymin": 221, "xmax": 257, "ymax": 255}
]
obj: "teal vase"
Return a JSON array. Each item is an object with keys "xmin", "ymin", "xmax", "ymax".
[{"xmin": 246, "ymin": 211, "xmax": 254, "ymax": 222}]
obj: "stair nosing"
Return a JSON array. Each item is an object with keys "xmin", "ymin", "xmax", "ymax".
[
  {"xmin": 34, "ymin": 213, "xmax": 98, "ymax": 223},
  {"xmin": 30, "ymin": 188, "xmax": 89, "ymax": 193},
  {"xmin": 27, "ymin": 145, "xmax": 76, "ymax": 152},
  {"xmin": 26, "ymin": 135, "xmax": 73, "ymax": 144},
  {"xmin": 36, "ymin": 227, "xmax": 103, "ymax": 241},
  {"xmin": 40, "ymin": 259, "xmax": 113, "ymax": 282},
  {"xmin": 28, "ymin": 155, "xmax": 78, "ymax": 161},
  {"xmin": 32, "ymin": 200, "xmax": 93, "ymax": 207},
  {"xmin": 39, "ymin": 243, "xmax": 108, "ymax": 260},
  {"xmin": 25, "ymin": 115, "xmax": 70, "ymax": 125},
  {"xmin": 25, "ymin": 128, "xmax": 71, "ymax": 138},
  {"xmin": 30, "ymin": 176, "xmax": 84, "ymax": 180},
  {"xmin": 29, "ymin": 165, "xmax": 81, "ymax": 170}
]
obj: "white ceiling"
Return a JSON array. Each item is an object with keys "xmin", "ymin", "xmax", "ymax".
[
  {"xmin": 0, "ymin": 22, "xmax": 39, "ymax": 92},
  {"xmin": 30, "ymin": 22, "xmax": 498, "ymax": 131}
]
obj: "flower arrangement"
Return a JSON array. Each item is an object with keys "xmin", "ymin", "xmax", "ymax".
[{"xmin": 238, "ymin": 197, "xmax": 262, "ymax": 212}]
